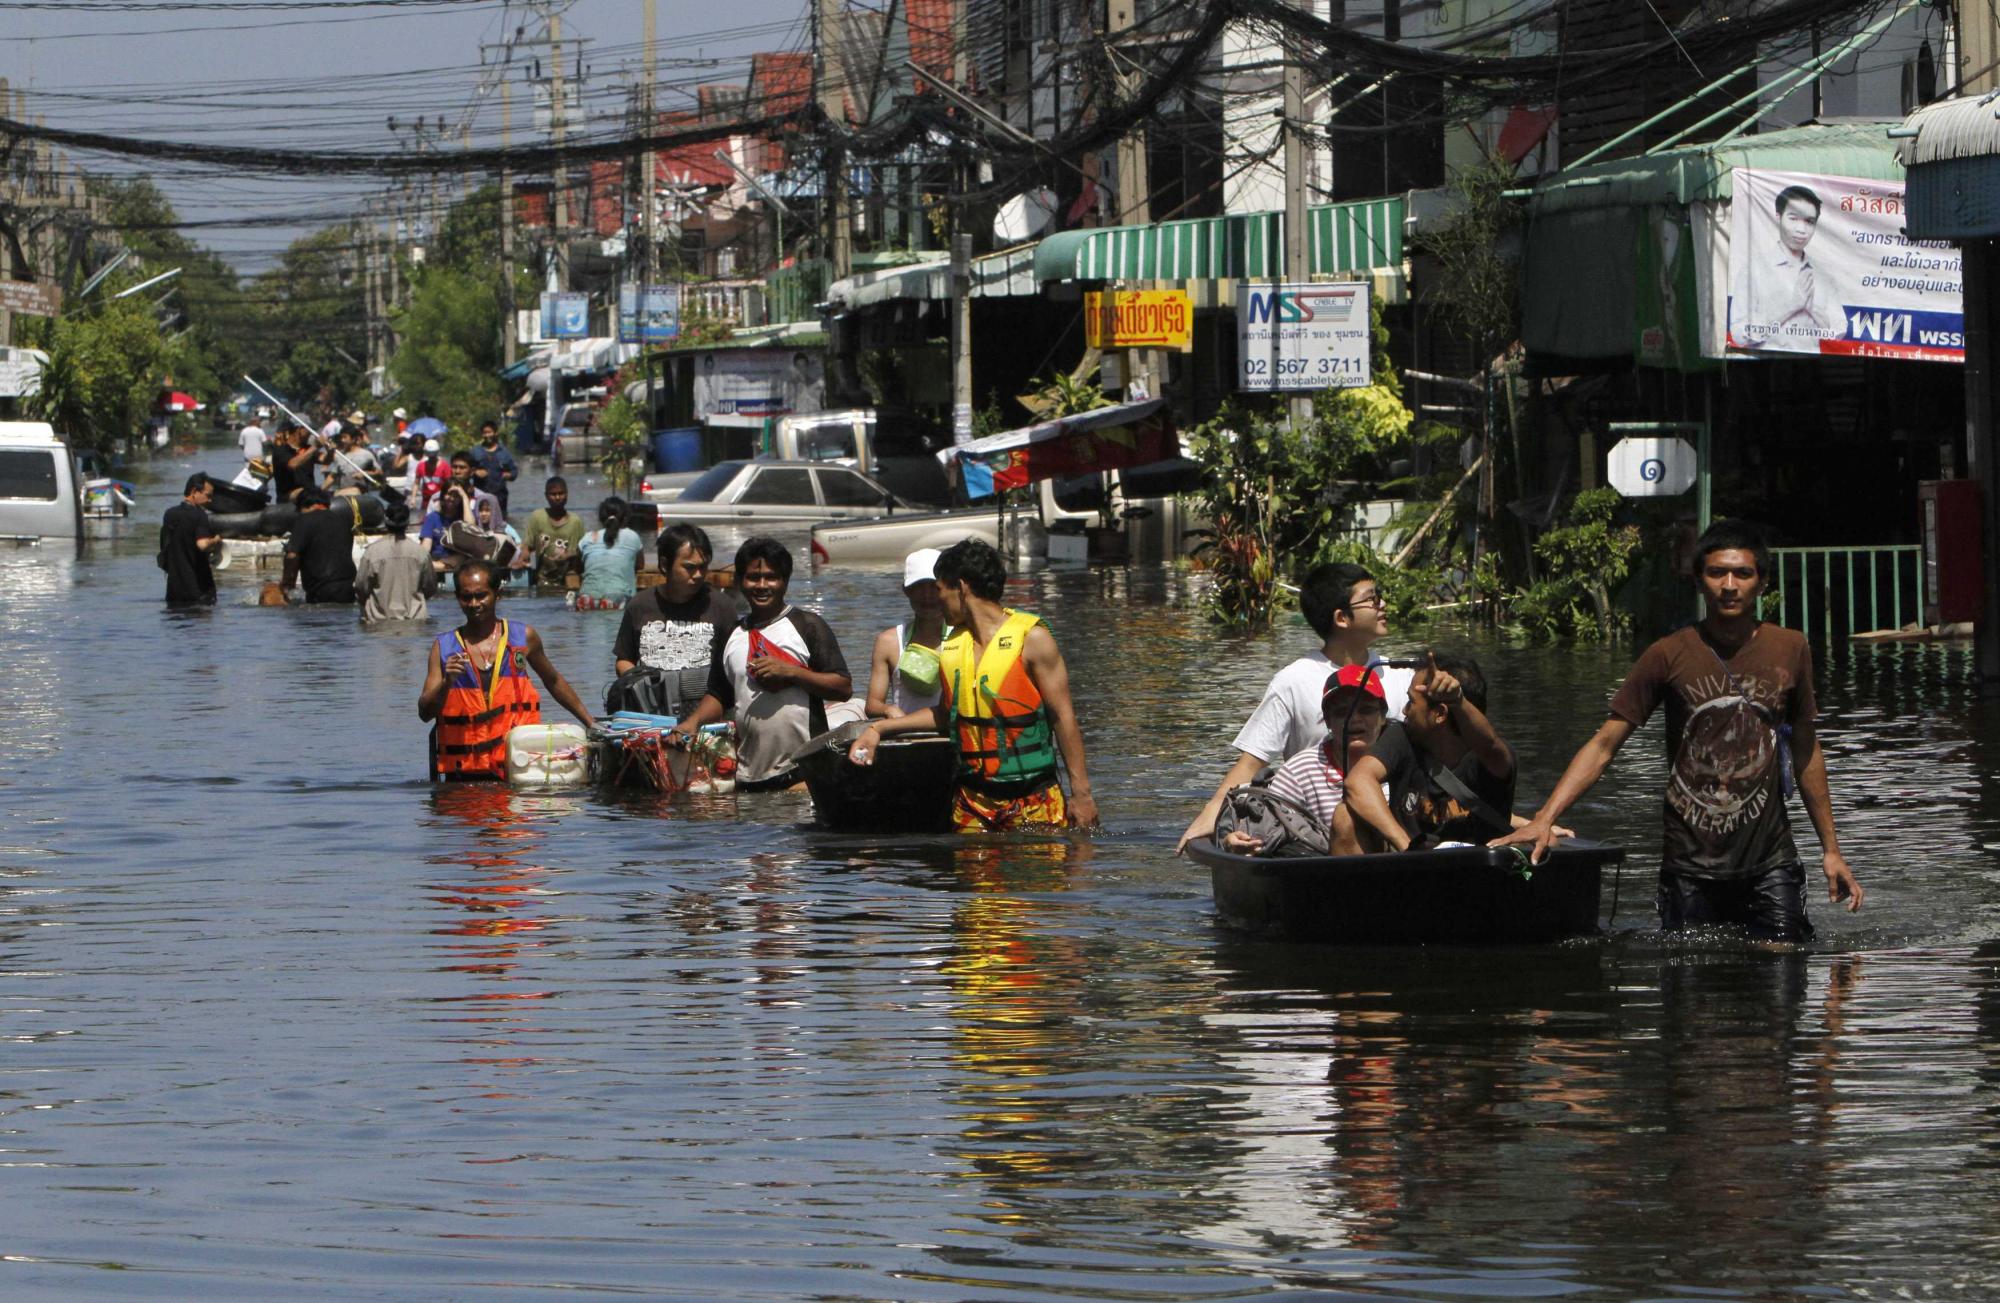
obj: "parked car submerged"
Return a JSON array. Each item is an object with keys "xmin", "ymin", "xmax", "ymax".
[
  {"xmin": 649, "ymin": 459, "xmax": 921, "ymax": 525},
  {"xmin": 0, "ymin": 421, "xmax": 84, "ymax": 545}
]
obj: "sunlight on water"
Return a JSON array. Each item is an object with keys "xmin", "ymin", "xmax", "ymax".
[{"xmin": 0, "ymin": 451, "xmax": 1996, "ymax": 1295}]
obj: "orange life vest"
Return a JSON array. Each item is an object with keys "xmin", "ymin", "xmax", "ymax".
[
  {"xmin": 433, "ymin": 619, "xmax": 541, "ymax": 780},
  {"xmin": 940, "ymin": 608, "xmax": 1059, "ymax": 794}
]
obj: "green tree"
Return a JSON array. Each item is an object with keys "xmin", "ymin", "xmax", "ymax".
[
  {"xmin": 87, "ymin": 177, "xmax": 249, "ymax": 404},
  {"xmin": 246, "ymin": 224, "xmax": 369, "ymax": 418},
  {"xmin": 389, "ymin": 262, "xmax": 505, "ymax": 446},
  {"xmin": 23, "ymin": 283, "xmax": 176, "ymax": 454}
]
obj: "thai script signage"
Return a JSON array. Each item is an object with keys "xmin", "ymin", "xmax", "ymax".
[
  {"xmin": 1235, "ymin": 281, "xmax": 1372, "ymax": 392},
  {"xmin": 1084, "ymin": 290, "xmax": 1194, "ymax": 351},
  {"xmin": 1727, "ymin": 168, "xmax": 1962, "ymax": 363}
]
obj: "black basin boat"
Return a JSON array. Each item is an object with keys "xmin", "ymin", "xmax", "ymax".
[
  {"xmin": 202, "ymin": 476, "xmax": 269, "ymax": 515},
  {"xmin": 1187, "ymin": 837, "xmax": 1625, "ymax": 944},
  {"xmin": 790, "ymin": 722, "xmax": 958, "ymax": 833}
]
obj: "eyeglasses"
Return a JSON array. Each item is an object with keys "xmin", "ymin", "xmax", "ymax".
[{"xmin": 1345, "ymin": 593, "xmax": 1384, "ymax": 610}]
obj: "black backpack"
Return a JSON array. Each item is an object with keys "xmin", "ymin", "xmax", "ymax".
[
  {"xmin": 603, "ymin": 666, "xmax": 674, "ymax": 717},
  {"xmin": 1213, "ymin": 771, "xmax": 1332, "ymax": 858}
]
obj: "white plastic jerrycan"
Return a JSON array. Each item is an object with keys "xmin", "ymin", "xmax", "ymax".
[{"xmin": 506, "ymin": 723, "xmax": 590, "ymax": 788}]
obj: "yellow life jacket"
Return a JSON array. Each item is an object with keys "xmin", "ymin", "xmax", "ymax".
[{"xmin": 940, "ymin": 608, "xmax": 1058, "ymax": 794}]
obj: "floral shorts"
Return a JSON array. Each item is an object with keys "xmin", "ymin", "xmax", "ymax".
[
  {"xmin": 952, "ymin": 779, "xmax": 1068, "ymax": 833},
  {"xmin": 573, "ymin": 594, "xmax": 627, "ymax": 611}
]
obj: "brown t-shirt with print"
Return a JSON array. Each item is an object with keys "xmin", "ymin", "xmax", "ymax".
[{"xmin": 1608, "ymin": 622, "xmax": 1816, "ymax": 880}]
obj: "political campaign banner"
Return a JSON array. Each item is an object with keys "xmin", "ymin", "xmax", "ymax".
[
  {"xmin": 691, "ymin": 348, "xmax": 822, "ymax": 423},
  {"xmin": 617, "ymin": 284, "xmax": 679, "ymax": 344},
  {"xmin": 1726, "ymin": 168, "xmax": 1962, "ymax": 363}
]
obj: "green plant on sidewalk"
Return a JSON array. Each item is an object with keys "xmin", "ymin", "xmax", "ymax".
[
  {"xmin": 596, "ymin": 396, "xmax": 646, "ymax": 497},
  {"xmin": 1507, "ymin": 488, "xmax": 1642, "ymax": 642}
]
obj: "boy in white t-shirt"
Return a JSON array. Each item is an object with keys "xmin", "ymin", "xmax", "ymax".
[
  {"xmin": 1179, "ymin": 562, "xmax": 1414, "ymax": 852},
  {"xmin": 1221, "ymin": 664, "xmax": 1389, "ymax": 857}
]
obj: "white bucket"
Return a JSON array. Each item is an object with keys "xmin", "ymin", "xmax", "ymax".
[{"xmin": 506, "ymin": 723, "xmax": 590, "ymax": 787}]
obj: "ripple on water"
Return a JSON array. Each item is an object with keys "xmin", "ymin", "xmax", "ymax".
[{"xmin": 0, "ymin": 453, "xmax": 1996, "ymax": 1296}]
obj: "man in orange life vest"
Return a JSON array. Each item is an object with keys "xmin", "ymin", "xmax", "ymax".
[
  {"xmin": 418, "ymin": 560, "xmax": 596, "ymax": 780},
  {"xmin": 846, "ymin": 538, "xmax": 1098, "ymax": 831}
]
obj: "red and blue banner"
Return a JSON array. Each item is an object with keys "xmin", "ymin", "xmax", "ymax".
[{"xmin": 948, "ymin": 399, "xmax": 1179, "ymax": 499}]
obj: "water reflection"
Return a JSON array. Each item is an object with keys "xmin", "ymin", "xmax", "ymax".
[{"xmin": 1, "ymin": 451, "xmax": 1998, "ymax": 1295}]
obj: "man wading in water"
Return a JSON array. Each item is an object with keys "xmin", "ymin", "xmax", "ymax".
[
  {"xmin": 1498, "ymin": 519, "xmax": 1863, "ymax": 940},
  {"xmin": 846, "ymin": 538, "xmax": 1098, "ymax": 831},
  {"xmin": 417, "ymin": 561, "xmax": 595, "ymax": 780}
]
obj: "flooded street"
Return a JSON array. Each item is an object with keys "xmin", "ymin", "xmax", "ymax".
[{"xmin": 5, "ymin": 452, "xmax": 2000, "ymax": 1298}]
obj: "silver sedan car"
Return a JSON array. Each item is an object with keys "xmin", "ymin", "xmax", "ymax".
[{"xmin": 646, "ymin": 459, "xmax": 919, "ymax": 524}]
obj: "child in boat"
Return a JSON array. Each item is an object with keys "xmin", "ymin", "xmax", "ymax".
[
  {"xmin": 864, "ymin": 547, "xmax": 949, "ymax": 719},
  {"xmin": 1343, "ymin": 652, "xmax": 1518, "ymax": 851},
  {"xmin": 1179, "ymin": 562, "xmax": 1416, "ymax": 852},
  {"xmin": 1221, "ymin": 665, "xmax": 1389, "ymax": 857}
]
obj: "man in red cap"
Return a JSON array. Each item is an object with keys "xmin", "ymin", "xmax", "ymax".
[{"xmin": 1221, "ymin": 665, "xmax": 1389, "ymax": 856}]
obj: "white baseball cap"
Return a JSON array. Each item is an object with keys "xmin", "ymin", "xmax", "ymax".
[
  {"xmin": 423, "ymin": 437, "xmax": 441, "ymax": 452},
  {"xmin": 392, "ymin": 407, "xmax": 408, "ymax": 420},
  {"xmin": 903, "ymin": 547, "xmax": 942, "ymax": 589}
]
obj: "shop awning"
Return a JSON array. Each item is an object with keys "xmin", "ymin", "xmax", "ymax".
[
  {"xmin": 1031, "ymin": 197, "xmax": 1404, "ymax": 282},
  {"xmin": 1525, "ymin": 119, "xmax": 1904, "ymax": 217},
  {"xmin": 824, "ymin": 244, "xmax": 1047, "ymax": 310},
  {"xmin": 1898, "ymin": 95, "xmax": 2000, "ymax": 240},
  {"xmin": 940, "ymin": 398, "xmax": 1177, "ymax": 498}
]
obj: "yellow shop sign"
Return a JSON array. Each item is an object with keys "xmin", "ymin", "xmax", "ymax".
[{"xmin": 1084, "ymin": 290, "xmax": 1194, "ymax": 351}]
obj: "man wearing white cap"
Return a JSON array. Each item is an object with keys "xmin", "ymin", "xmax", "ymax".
[
  {"xmin": 864, "ymin": 547, "xmax": 950, "ymax": 719},
  {"xmin": 412, "ymin": 437, "xmax": 451, "ymax": 516}
]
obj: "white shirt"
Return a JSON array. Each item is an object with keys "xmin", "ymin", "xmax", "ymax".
[
  {"xmin": 238, "ymin": 423, "xmax": 265, "ymax": 462},
  {"xmin": 1230, "ymin": 653, "xmax": 1414, "ymax": 765}
]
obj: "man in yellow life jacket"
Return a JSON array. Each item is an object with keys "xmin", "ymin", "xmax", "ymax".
[
  {"xmin": 847, "ymin": 538, "xmax": 1099, "ymax": 831},
  {"xmin": 418, "ymin": 561, "xmax": 597, "ymax": 780}
]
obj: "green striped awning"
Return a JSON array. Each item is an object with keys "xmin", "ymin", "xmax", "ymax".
[
  {"xmin": 1033, "ymin": 197, "xmax": 1406, "ymax": 282},
  {"xmin": 1308, "ymin": 197, "xmax": 1403, "ymax": 275},
  {"xmin": 1035, "ymin": 212, "xmax": 1282, "ymax": 282}
]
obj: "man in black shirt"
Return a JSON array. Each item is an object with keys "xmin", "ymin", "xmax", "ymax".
[
  {"xmin": 611, "ymin": 523, "xmax": 737, "ymax": 714},
  {"xmin": 159, "ymin": 473, "xmax": 220, "ymax": 605},
  {"xmin": 281, "ymin": 488, "xmax": 358, "ymax": 604},
  {"xmin": 269, "ymin": 425, "xmax": 321, "ymax": 502},
  {"xmin": 1345, "ymin": 652, "xmax": 1517, "ymax": 849}
]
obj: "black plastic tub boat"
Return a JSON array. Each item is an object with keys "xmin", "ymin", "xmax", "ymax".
[
  {"xmin": 1187, "ymin": 837, "xmax": 1625, "ymax": 944},
  {"xmin": 790, "ymin": 722, "xmax": 958, "ymax": 833}
]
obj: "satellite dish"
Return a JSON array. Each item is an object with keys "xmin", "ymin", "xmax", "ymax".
[{"xmin": 994, "ymin": 188, "xmax": 1058, "ymax": 243}]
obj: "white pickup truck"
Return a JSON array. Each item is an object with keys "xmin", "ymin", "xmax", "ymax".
[
  {"xmin": 809, "ymin": 462, "xmax": 1200, "ymax": 566},
  {"xmin": 644, "ymin": 408, "xmax": 953, "ymax": 508}
]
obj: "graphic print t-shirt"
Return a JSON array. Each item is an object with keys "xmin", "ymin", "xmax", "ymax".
[
  {"xmin": 1608, "ymin": 623, "xmax": 1816, "ymax": 880},
  {"xmin": 613, "ymin": 585, "xmax": 738, "ymax": 711}
]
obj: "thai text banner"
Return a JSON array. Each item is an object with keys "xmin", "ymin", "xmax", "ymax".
[
  {"xmin": 1084, "ymin": 291, "xmax": 1194, "ymax": 351},
  {"xmin": 1727, "ymin": 167, "xmax": 1962, "ymax": 364}
]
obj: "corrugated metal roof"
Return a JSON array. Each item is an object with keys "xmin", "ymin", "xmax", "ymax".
[
  {"xmin": 1897, "ymin": 94, "xmax": 2000, "ymax": 167},
  {"xmin": 1527, "ymin": 121, "xmax": 1905, "ymax": 216}
]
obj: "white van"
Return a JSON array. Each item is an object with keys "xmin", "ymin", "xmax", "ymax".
[{"xmin": 0, "ymin": 422, "xmax": 84, "ymax": 545}]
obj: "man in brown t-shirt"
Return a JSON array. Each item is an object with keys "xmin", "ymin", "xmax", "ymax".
[{"xmin": 1499, "ymin": 520, "xmax": 1862, "ymax": 940}]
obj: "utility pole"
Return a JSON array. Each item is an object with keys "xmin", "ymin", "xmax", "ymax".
[
  {"xmin": 641, "ymin": 0, "xmax": 659, "ymax": 428},
  {"xmin": 1108, "ymin": 0, "xmax": 1153, "ymax": 398},
  {"xmin": 549, "ymin": 5, "xmax": 570, "ymax": 277},
  {"xmin": 501, "ymin": 78, "xmax": 517, "ymax": 367},
  {"xmin": 816, "ymin": 0, "xmax": 851, "ymax": 278},
  {"xmin": 951, "ymin": 231, "xmax": 972, "ymax": 443},
  {"xmin": 1282, "ymin": 0, "xmax": 1310, "ymax": 432}
]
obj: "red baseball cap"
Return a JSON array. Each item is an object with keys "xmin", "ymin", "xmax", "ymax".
[{"xmin": 1322, "ymin": 664, "xmax": 1387, "ymax": 700}]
